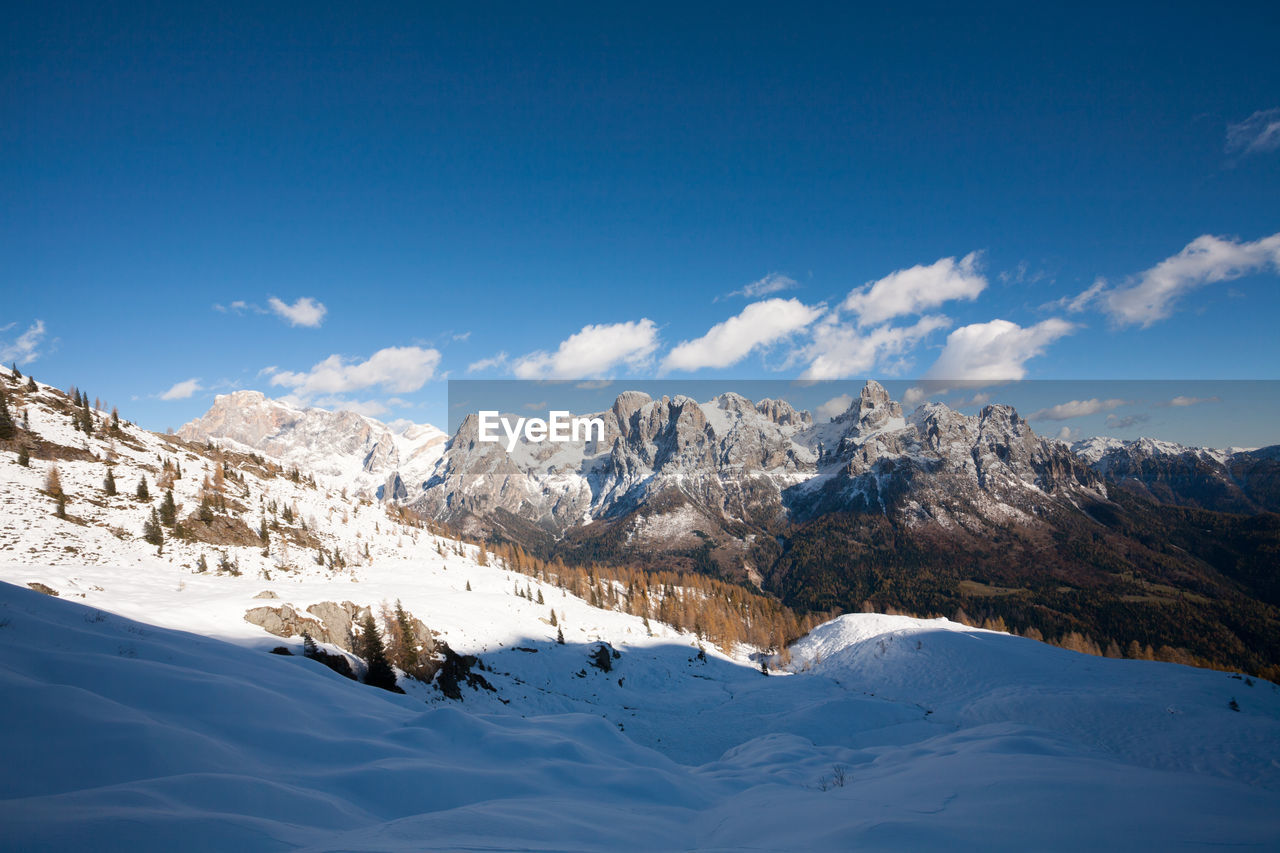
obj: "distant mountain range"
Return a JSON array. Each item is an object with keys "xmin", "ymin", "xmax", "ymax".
[
  {"xmin": 182, "ymin": 380, "xmax": 1280, "ymax": 550},
  {"xmin": 179, "ymin": 381, "xmax": 1280, "ymax": 677}
]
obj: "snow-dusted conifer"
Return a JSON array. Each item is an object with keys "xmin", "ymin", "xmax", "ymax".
[{"xmin": 356, "ymin": 611, "xmax": 398, "ymax": 692}]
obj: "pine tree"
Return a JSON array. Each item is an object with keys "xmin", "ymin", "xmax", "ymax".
[
  {"xmin": 549, "ymin": 608, "xmax": 558, "ymax": 627},
  {"xmin": 556, "ymin": 627, "xmax": 566, "ymax": 645},
  {"xmin": 356, "ymin": 611, "xmax": 398, "ymax": 691},
  {"xmin": 465, "ymin": 579, "xmax": 471, "ymax": 591},
  {"xmin": 11, "ymin": 362, "xmax": 20, "ymax": 380},
  {"xmin": 104, "ymin": 467, "xmax": 116, "ymax": 495},
  {"xmin": 26, "ymin": 376, "xmax": 36, "ymax": 393},
  {"xmin": 136, "ymin": 475, "xmax": 149, "ymax": 501},
  {"xmin": 0, "ymin": 389, "xmax": 15, "ymax": 441},
  {"xmin": 536, "ymin": 588, "xmax": 545, "ymax": 605},
  {"xmin": 17, "ymin": 445, "xmax": 29, "ymax": 466},
  {"xmin": 259, "ymin": 518, "xmax": 269, "ymax": 542},
  {"xmin": 391, "ymin": 600, "xmax": 432, "ymax": 679},
  {"xmin": 302, "ymin": 631, "xmax": 318, "ymax": 658},
  {"xmin": 196, "ymin": 553, "xmax": 208, "ymax": 573},
  {"xmin": 159, "ymin": 489, "xmax": 177, "ymax": 526},
  {"xmin": 143, "ymin": 508, "xmax": 164, "ymax": 546}
]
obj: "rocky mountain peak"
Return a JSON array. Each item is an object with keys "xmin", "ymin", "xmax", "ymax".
[
  {"xmin": 179, "ymin": 393, "xmax": 446, "ymax": 501},
  {"xmin": 831, "ymin": 380, "xmax": 905, "ymax": 436},
  {"xmin": 611, "ymin": 391, "xmax": 653, "ymax": 439},
  {"xmin": 755, "ymin": 398, "xmax": 812, "ymax": 427}
]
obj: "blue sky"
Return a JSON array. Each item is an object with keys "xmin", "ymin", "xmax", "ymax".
[{"xmin": 3, "ymin": 2, "xmax": 1279, "ymax": 443}]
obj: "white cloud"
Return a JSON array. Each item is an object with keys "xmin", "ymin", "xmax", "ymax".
[
  {"xmin": 999, "ymin": 261, "xmax": 1049, "ymax": 287},
  {"xmin": 268, "ymin": 296, "xmax": 328, "ymax": 328},
  {"xmin": 721, "ymin": 272, "xmax": 799, "ymax": 301},
  {"xmin": 1028, "ymin": 398, "xmax": 1129, "ymax": 421},
  {"xmin": 903, "ymin": 386, "xmax": 928, "ymax": 407},
  {"xmin": 950, "ymin": 392, "xmax": 991, "ymax": 409},
  {"xmin": 816, "ymin": 393, "xmax": 854, "ymax": 421},
  {"xmin": 467, "ymin": 352, "xmax": 509, "ymax": 374},
  {"xmin": 1226, "ymin": 108, "xmax": 1280, "ymax": 156},
  {"xmin": 1106, "ymin": 413, "xmax": 1150, "ymax": 430},
  {"xmin": 1060, "ymin": 279, "xmax": 1106, "ymax": 313},
  {"xmin": 0, "ymin": 320, "xmax": 47, "ymax": 365},
  {"xmin": 662, "ymin": 298, "xmax": 822, "ymax": 373},
  {"xmin": 159, "ymin": 378, "xmax": 203, "ymax": 400},
  {"xmin": 214, "ymin": 300, "xmax": 259, "ymax": 315},
  {"xmin": 1055, "ymin": 426, "xmax": 1078, "ymax": 442},
  {"xmin": 799, "ymin": 315, "xmax": 951, "ymax": 380},
  {"xmin": 269, "ymin": 345, "xmax": 441, "ymax": 399},
  {"xmin": 512, "ymin": 319, "xmax": 658, "ymax": 379},
  {"xmin": 924, "ymin": 318, "xmax": 1074, "ymax": 381},
  {"xmin": 1162, "ymin": 395, "xmax": 1220, "ymax": 408},
  {"xmin": 842, "ymin": 252, "xmax": 986, "ymax": 327},
  {"xmin": 1088, "ymin": 232, "xmax": 1280, "ymax": 327}
]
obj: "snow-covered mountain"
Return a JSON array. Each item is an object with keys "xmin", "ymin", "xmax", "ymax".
[
  {"xmin": 178, "ymin": 390, "xmax": 447, "ymax": 501},
  {"xmin": 413, "ymin": 389, "xmax": 814, "ymax": 546},
  {"xmin": 4, "ymin": 367, "xmax": 1280, "ymax": 849},
  {"xmin": 412, "ymin": 380, "xmax": 1105, "ymax": 565},
  {"xmin": 177, "ymin": 382, "xmax": 1279, "ymax": 538},
  {"xmin": 1071, "ymin": 434, "xmax": 1280, "ymax": 514}
]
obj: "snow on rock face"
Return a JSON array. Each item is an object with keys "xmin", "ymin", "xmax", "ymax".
[
  {"xmin": 1070, "ymin": 434, "xmax": 1279, "ymax": 513},
  {"xmin": 178, "ymin": 390, "xmax": 446, "ymax": 500},
  {"xmin": 410, "ymin": 381, "xmax": 1111, "ymax": 542},
  {"xmin": 172, "ymin": 378, "xmax": 1267, "ymax": 550},
  {"xmin": 794, "ymin": 389, "xmax": 1104, "ymax": 524},
  {"xmin": 831, "ymin": 378, "xmax": 905, "ymax": 434}
]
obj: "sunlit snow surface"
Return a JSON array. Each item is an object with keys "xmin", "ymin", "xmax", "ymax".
[
  {"xmin": 2, "ymin": 582, "xmax": 1279, "ymax": 851},
  {"xmin": 2, "ymin": 369, "xmax": 1278, "ymax": 850}
]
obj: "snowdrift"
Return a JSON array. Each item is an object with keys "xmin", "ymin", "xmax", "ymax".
[{"xmin": 3, "ymin": 583, "xmax": 1279, "ymax": 851}]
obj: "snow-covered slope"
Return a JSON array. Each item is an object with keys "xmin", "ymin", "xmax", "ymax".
[{"xmin": 3, "ymin": 583, "xmax": 1279, "ymax": 851}]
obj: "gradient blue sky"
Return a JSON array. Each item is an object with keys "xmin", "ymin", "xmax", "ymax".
[{"xmin": 4, "ymin": 2, "xmax": 1279, "ymax": 441}]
